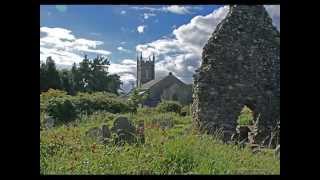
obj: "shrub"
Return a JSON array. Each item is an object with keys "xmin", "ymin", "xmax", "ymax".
[
  {"xmin": 41, "ymin": 90, "xmax": 133, "ymax": 124},
  {"xmin": 237, "ymin": 106, "xmax": 254, "ymax": 125},
  {"xmin": 73, "ymin": 92, "xmax": 132, "ymax": 114},
  {"xmin": 156, "ymin": 101, "xmax": 182, "ymax": 114},
  {"xmin": 47, "ymin": 97, "xmax": 78, "ymax": 123}
]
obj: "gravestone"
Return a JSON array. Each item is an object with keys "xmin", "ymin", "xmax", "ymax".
[
  {"xmin": 111, "ymin": 116, "xmax": 136, "ymax": 144},
  {"xmin": 43, "ymin": 115, "xmax": 55, "ymax": 129},
  {"xmin": 192, "ymin": 5, "xmax": 280, "ymax": 145}
]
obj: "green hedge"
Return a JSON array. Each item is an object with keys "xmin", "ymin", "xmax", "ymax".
[
  {"xmin": 157, "ymin": 101, "xmax": 182, "ymax": 114},
  {"xmin": 40, "ymin": 89, "xmax": 132, "ymax": 123}
]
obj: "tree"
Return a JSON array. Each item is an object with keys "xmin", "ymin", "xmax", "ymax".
[
  {"xmin": 40, "ymin": 55, "xmax": 122, "ymax": 95},
  {"xmin": 89, "ymin": 55, "xmax": 110, "ymax": 92},
  {"xmin": 107, "ymin": 74, "xmax": 122, "ymax": 94},
  {"xmin": 77, "ymin": 55, "xmax": 91, "ymax": 92},
  {"xmin": 40, "ymin": 61, "xmax": 46, "ymax": 93},
  {"xmin": 40, "ymin": 57, "xmax": 61, "ymax": 92},
  {"xmin": 71, "ymin": 62, "xmax": 82, "ymax": 92},
  {"xmin": 59, "ymin": 69, "xmax": 76, "ymax": 95}
]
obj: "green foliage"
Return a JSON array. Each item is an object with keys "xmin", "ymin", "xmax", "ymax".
[
  {"xmin": 156, "ymin": 101, "xmax": 182, "ymax": 114},
  {"xmin": 237, "ymin": 106, "xmax": 254, "ymax": 125},
  {"xmin": 40, "ymin": 57, "xmax": 61, "ymax": 93},
  {"xmin": 41, "ymin": 90, "xmax": 132, "ymax": 124},
  {"xmin": 73, "ymin": 92, "xmax": 131, "ymax": 115},
  {"xmin": 40, "ymin": 55, "xmax": 122, "ymax": 95},
  {"xmin": 47, "ymin": 98, "xmax": 77, "ymax": 123}
]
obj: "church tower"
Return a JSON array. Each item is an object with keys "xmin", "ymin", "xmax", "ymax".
[{"xmin": 136, "ymin": 52, "xmax": 155, "ymax": 87}]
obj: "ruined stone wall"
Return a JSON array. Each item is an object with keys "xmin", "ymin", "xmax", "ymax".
[{"xmin": 192, "ymin": 5, "xmax": 280, "ymax": 144}]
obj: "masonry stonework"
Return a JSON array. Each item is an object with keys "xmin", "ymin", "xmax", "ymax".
[{"xmin": 192, "ymin": 5, "xmax": 280, "ymax": 145}]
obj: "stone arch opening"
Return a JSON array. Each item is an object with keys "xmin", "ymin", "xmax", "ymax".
[{"xmin": 237, "ymin": 105, "xmax": 254, "ymax": 126}]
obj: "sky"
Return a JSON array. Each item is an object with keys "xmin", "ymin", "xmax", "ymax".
[{"xmin": 40, "ymin": 5, "xmax": 280, "ymax": 92}]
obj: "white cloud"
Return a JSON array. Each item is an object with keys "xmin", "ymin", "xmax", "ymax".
[
  {"xmin": 163, "ymin": 5, "xmax": 191, "ymax": 15},
  {"xmin": 143, "ymin": 13, "xmax": 156, "ymax": 19},
  {"xmin": 135, "ymin": 6, "xmax": 230, "ymax": 84},
  {"xmin": 137, "ymin": 25, "xmax": 146, "ymax": 34},
  {"xmin": 108, "ymin": 59, "xmax": 137, "ymax": 92},
  {"xmin": 120, "ymin": 41, "xmax": 126, "ymax": 45},
  {"xmin": 117, "ymin": 46, "xmax": 131, "ymax": 53},
  {"xmin": 120, "ymin": 10, "xmax": 126, "ymax": 15},
  {"xmin": 40, "ymin": 27, "xmax": 111, "ymax": 65},
  {"xmin": 135, "ymin": 5, "xmax": 280, "ymax": 86},
  {"xmin": 131, "ymin": 5, "xmax": 201, "ymax": 15}
]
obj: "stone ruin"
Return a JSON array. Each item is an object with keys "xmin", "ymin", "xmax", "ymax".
[{"xmin": 192, "ymin": 5, "xmax": 280, "ymax": 147}]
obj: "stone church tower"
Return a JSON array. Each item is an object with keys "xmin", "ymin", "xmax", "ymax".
[{"xmin": 136, "ymin": 52, "xmax": 155, "ymax": 87}]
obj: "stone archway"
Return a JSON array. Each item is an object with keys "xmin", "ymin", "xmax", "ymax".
[{"xmin": 192, "ymin": 5, "xmax": 280, "ymax": 145}]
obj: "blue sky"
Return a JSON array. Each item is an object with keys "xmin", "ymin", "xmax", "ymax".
[
  {"xmin": 40, "ymin": 5, "xmax": 280, "ymax": 92},
  {"xmin": 40, "ymin": 5, "xmax": 221, "ymax": 63}
]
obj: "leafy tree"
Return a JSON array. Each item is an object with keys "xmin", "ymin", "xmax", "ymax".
[
  {"xmin": 89, "ymin": 55, "xmax": 110, "ymax": 92},
  {"xmin": 77, "ymin": 55, "xmax": 91, "ymax": 92},
  {"xmin": 40, "ymin": 57, "xmax": 61, "ymax": 92},
  {"xmin": 40, "ymin": 55, "xmax": 122, "ymax": 95},
  {"xmin": 107, "ymin": 74, "xmax": 122, "ymax": 94}
]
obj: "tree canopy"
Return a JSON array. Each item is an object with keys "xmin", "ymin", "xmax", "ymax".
[{"xmin": 40, "ymin": 55, "xmax": 122, "ymax": 95}]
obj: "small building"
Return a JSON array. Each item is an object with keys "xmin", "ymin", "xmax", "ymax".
[{"xmin": 136, "ymin": 52, "xmax": 192, "ymax": 107}]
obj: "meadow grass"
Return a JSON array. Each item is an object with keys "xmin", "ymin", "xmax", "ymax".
[{"xmin": 40, "ymin": 108, "xmax": 279, "ymax": 175}]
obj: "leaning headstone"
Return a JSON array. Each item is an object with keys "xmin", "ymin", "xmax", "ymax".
[
  {"xmin": 43, "ymin": 115, "xmax": 55, "ymax": 129},
  {"xmin": 111, "ymin": 116, "xmax": 136, "ymax": 145},
  {"xmin": 192, "ymin": 5, "xmax": 280, "ymax": 143}
]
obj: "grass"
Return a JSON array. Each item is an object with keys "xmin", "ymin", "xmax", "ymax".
[{"xmin": 40, "ymin": 108, "xmax": 279, "ymax": 175}]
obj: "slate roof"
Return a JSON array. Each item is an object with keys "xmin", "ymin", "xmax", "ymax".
[{"xmin": 141, "ymin": 74, "xmax": 185, "ymax": 89}]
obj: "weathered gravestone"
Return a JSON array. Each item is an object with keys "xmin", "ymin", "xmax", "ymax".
[
  {"xmin": 43, "ymin": 115, "xmax": 55, "ymax": 129},
  {"xmin": 192, "ymin": 5, "xmax": 280, "ymax": 145},
  {"xmin": 111, "ymin": 116, "xmax": 136, "ymax": 145}
]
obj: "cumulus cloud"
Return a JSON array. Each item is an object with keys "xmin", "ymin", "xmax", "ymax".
[
  {"xmin": 135, "ymin": 5, "xmax": 280, "ymax": 86},
  {"xmin": 40, "ymin": 27, "xmax": 111, "ymax": 65},
  {"xmin": 137, "ymin": 25, "xmax": 146, "ymax": 34},
  {"xmin": 131, "ymin": 5, "xmax": 201, "ymax": 15},
  {"xmin": 163, "ymin": 5, "xmax": 191, "ymax": 15},
  {"xmin": 136, "ymin": 6, "xmax": 230, "ymax": 84},
  {"xmin": 120, "ymin": 10, "xmax": 126, "ymax": 15},
  {"xmin": 117, "ymin": 46, "xmax": 131, "ymax": 53},
  {"xmin": 108, "ymin": 59, "xmax": 137, "ymax": 92}
]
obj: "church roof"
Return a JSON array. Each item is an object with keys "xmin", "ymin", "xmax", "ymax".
[{"xmin": 141, "ymin": 72, "xmax": 186, "ymax": 90}]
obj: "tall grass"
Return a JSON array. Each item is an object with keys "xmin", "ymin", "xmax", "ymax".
[{"xmin": 40, "ymin": 108, "xmax": 279, "ymax": 175}]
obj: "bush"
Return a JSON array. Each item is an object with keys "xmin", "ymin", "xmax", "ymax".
[
  {"xmin": 41, "ymin": 90, "xmax": 133, "ymax": 124},
  {"xmin": 156, "ymin": 101, "xmax": 182, "ymax": 114},
  {"xmin": 73, "ymin": 92, "xmax": 132, "ymax": 114},
  {"xmin": 47, "ymin": 97, "xmax": 78, "ymax": 123},
  {"xmin": 237, "ymin": 106, "xmax": 254, "ymax": 125}
]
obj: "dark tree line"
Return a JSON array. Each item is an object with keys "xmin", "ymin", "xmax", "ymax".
[{"xmin": 40, "ymin": 55, "xmax": 122, "ymax": 95}]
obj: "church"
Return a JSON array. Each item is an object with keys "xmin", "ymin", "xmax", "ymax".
[{"xmin": 135, "ymin": 52, "xmax": 192, "ymax": 107}]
